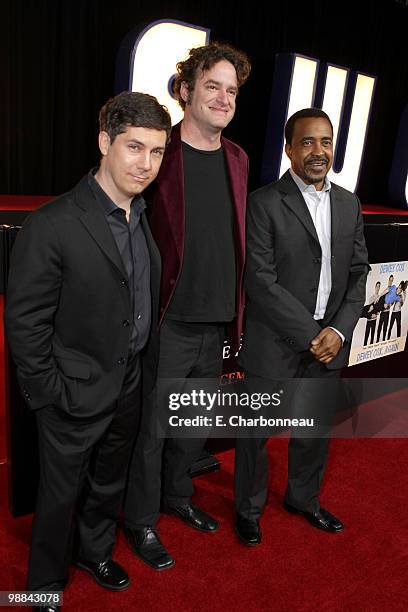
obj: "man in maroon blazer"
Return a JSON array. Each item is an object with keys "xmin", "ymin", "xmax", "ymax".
[{"xmin": 124, "ymin": 42, "xmax": 251, "ymax": 569}]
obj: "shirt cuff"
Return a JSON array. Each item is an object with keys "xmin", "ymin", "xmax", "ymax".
[{"xmin": 329, "ymin": 326, "xmax": 345, "ymax": 345}]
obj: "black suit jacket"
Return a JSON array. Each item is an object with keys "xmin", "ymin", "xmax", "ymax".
[
  {"xmin": 4, "ymin": 175, "xmax": 161, "ymax": 418},
  {"xmin": 239, "ymin": 171, "xmax": 370, "ymax": 378}
]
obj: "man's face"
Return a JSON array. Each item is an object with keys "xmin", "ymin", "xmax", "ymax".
[
  {"xmin": 181, "ymin": 59, "xmax": 238, "ymax": 133},
  {"xmin": 98, "ymin": 126, "xmax": 167, "ymax": 200},
  {"xmin": 285, "ymin": 117, "xmax": 333, "ymax": 190}
]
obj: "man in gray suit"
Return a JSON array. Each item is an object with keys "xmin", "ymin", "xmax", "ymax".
[{"xmin": 234, "ymin": 108, "xmax": 369, "ymax": 545}]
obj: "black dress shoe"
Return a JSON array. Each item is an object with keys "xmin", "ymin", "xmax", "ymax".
[
  {"xmin": 124, "ymin": 526, "xmax": 175, "ymax": 570},
  {"xmin": 163, "ymin": 503, "xmax": 219, "ymax": 532},
  {"xmin": 283, "ymin": 501, "xmax": 344, "ymax": 533},
  {"xmin": 235, "ymin": 515, "xmax": 261, "ymax": 545},
  {"xmin": 75, "ymin": 557, "xmax": 130, "ymax": 590}
]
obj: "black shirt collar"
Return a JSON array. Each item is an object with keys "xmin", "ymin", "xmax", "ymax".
[{"xmin": 88, "ymin": 168, "xmax": 146, "ymax": 217}]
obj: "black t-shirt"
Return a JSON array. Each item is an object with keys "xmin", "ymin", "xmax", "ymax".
[{"xmin": 166, "ymin": 141, "xmax": 236, "ymax": 322}]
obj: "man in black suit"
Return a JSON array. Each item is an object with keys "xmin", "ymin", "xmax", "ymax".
[
  {"xmin": 234, "ymin": 108, "xmax": 370, "ymax": 545},
  {"xmin": 5, "ymin": 92, "xmax": 171, "ymax": 610}
]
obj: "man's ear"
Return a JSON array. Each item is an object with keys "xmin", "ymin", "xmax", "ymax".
[
  {"xmin": 285, "ymin": 142, "xmax": 292, "ymax": 160},
  {"xmin": 98, "ymin": 131, "xmax": 111, "ymax": 156},
  {"xmin": 180, "ymin": 81, "xmax": 190, "ymax": 105}
]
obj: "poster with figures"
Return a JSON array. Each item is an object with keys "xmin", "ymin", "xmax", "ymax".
[{"xmin": 348, "ymin": 261, "xmax": 408, "ymax": 366}]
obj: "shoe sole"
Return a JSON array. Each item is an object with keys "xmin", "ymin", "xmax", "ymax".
[
  {"xmin": 235, "ymin": 527, "xmax": 261, "ymax": 546},
  {"xmin": 283, "ymin": 504, "xmax": 344, "ymax": 533},
  {"xmin": 75, "ymin": 561, "xmax": 131, "ymax": 591}
]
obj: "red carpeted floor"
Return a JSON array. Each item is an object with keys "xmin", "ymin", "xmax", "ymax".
[{"xmin": 1, "ymin": 439, "xmax": 407, "ymax": 611}]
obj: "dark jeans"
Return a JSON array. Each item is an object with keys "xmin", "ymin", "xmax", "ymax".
[
  {"xmin": 28, "ymin": 354, "xmax": 142, "ymax": 592},
  {"xmin": 124, "ymin": 320, "xmax": 225, "ymax": 529},
  {"xmin": 235, "ymin": 357, "xmax": 340, "ymax": 519}
]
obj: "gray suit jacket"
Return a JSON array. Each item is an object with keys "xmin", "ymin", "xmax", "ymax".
[{"xmin": 239, "ymin": 170, "xmax": 370, "ymax": 378}]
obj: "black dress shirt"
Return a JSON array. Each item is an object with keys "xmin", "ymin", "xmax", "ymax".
[{"xmin": 88, "ymin": 170, "xmax": 151, "ymax": 355}]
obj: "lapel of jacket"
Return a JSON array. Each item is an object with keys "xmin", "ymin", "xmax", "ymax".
[
  {"xmin": 141, "ymin": 213, "xmax": 161, "ymax": 326},
  {"xmin": 156, "ymin": 123, "xmax": 185, "ymax": 261},
  {"xmin": 329, "ymin": 183, "xmax": 342, "ymax": 247},
  {"xmin": 280, "ymin": 171, "xmax": 320, "ymax": 245},
  {"xmin": 73, "ymin": 175, "xmax": 127, "ymax": 278},
  {"xmin": 141, "ymin": 213, "xmax": 161, "ymax": 276},
  {"xmin": 322, "ymin": 183, "xmax": 343, "ymax": 321},
  {"xmin": 222, "ymin": 136, "xmax": 246, "ymax": 263}
]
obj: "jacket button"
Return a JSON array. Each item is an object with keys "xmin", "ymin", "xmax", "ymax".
[
  {"xmin": 121, "ymin": 279, "xmax": 128, "ymax": 287},
  {"xmin": 122, "ymin": 320, "xmax": 130, "ymax": 327},
  {"xmin": 117, "ymin": 357, "xmax": 125, "ymax": 365},
  {"xmin": 137, "ymin": 313, "xmax": 142, "ymax": 320}
]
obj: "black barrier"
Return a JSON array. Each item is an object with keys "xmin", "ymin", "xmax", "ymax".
[
  {"xmin": 2, "ymin": 219, "xmax": 408, "ymax": 516},
  {"xmin": 2, "ymin": 225, "xmax": 40, "ymax": 516}
]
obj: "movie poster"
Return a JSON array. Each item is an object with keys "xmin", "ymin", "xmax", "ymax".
[{"xmin": 348, "ymin": 261, "xmax": 408, "ymax": 366}]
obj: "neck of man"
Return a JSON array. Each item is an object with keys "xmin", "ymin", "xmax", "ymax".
[
  {"xmin": 95, "ymin": 167, "xmax": 132, "ymax": 221},
  {"xmin": 180, "ymin": 116, "xmax": 222, "ymax": 151}
]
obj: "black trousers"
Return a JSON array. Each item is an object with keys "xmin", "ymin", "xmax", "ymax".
[
  {"xmin": 387, "ymin": 311, "xmax": 401, "ymax": 339},
  {"xmin": 377, "ymin": 310, "xmax": 390, "ymax": 342},
  {"xmin": 364, "ymin": 318, "xmax": 377, "ymax": 346},
  {"xmin": 124, "ymin": 320, "xmax": 224, "ymax": 528},
  {"xmin": 234, "ymin": 358, "xmax": 340, "ymax": 519},
  {"xmin": 28, "ymin": 354, "xmax": 142, "ymax": 592}
]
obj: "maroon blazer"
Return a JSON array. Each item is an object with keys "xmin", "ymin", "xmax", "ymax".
[{"xmin": 147, "ymin": 123, "xmax": 248, "ymax": 352}]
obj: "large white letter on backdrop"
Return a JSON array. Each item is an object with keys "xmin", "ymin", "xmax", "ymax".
[
  {"xmin": 262, "ymin": 53, "xmax": 376, "ymax": 193},
  {"xmin": 115, "ymin": 20, "xmax": 210, "ymax": 125}
]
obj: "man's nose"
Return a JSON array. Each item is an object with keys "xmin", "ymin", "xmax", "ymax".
[
  {"xmin": 138, "ymin": 152, "xmax": 152, "ymax": 170},
  {"xmin": 312, "ymin": 141, "xmax": 324, "ymax": 156},
  {"xmin": 216, "ymin": 88, "xmax": 229, "ymax": 105}
]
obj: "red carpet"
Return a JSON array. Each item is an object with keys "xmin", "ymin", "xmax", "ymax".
[{"xmin": 0, "ymin": 439, "xmax": 407, "ymax": 611}]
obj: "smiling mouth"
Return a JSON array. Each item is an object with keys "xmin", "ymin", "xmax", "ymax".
[{"xmin": 306, "ymin": 161, "xmax": 327, "ymax": 170}]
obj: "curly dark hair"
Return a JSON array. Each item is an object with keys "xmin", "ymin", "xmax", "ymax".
[
  {"xmin": 99, "ymin": 91, "xmax": 172, "ymax": 143},
  {"xmin": 173, "ymin": 42, "xmax": 251, "ymax": 110}
]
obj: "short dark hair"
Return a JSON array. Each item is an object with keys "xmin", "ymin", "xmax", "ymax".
[
  {"xmin": 284, "ymin": 108, "xmax": 334, "ymax": 145},
  {"xmin": 173, "ymin": 42, "xmax": 251, "ymax": 110},
  {"xmin": 99, "ymin": 91, "xmax": 172, "ymax": 143}
]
